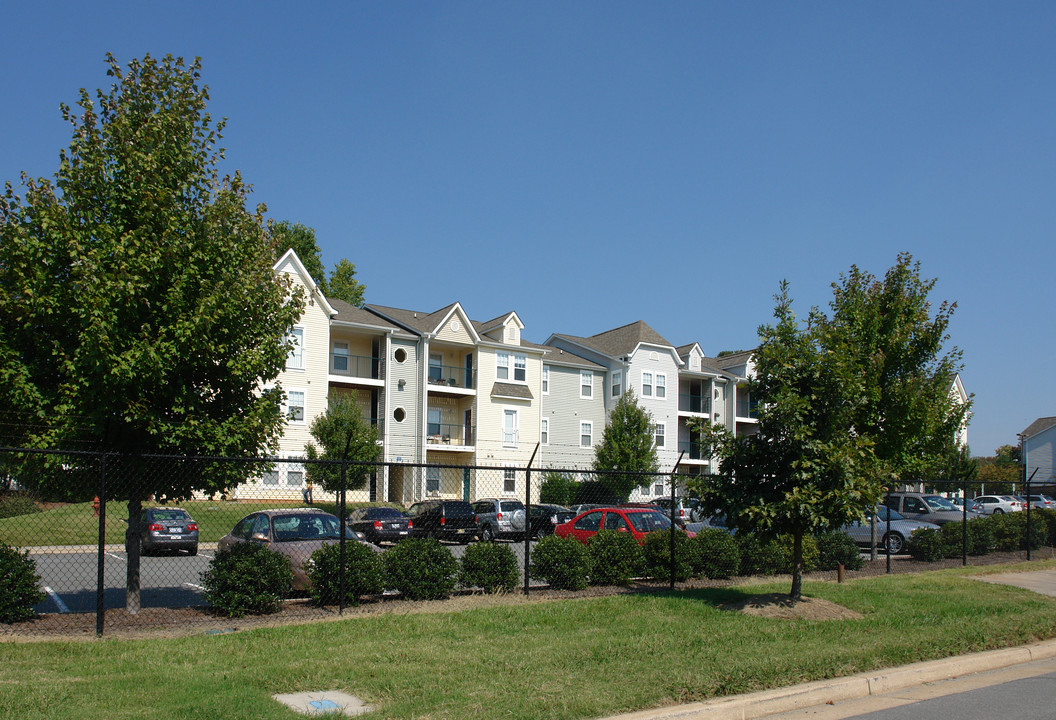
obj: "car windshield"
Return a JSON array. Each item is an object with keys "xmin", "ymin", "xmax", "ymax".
[
  {"xmin": 924, "ymin": 496, "xmax": 957, "ymax": 511},
  {"xmin": 368, "ymin": 508, "xmax": 404, "ymax": 519},
  {"xmin": 272, "ymin": 513, "xmax": 340, "ymax": 541},
  {"xmin": 626, "ymin": 511, "xmax": 672, "ymax": 533}
]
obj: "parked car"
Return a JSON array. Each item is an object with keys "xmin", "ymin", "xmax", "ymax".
[
  {"xmin": 883, "ymin": 492, "xmax": 979, "ymax": 525},
  {"xmin": 841, "ymin": 506, "xmax": 940, "ymax": 555},
  {"xmin": 971, "ymin": 495, "xmax": 1023, "ymax": 515},
  {"xmin": 555, "ymin": 506, "xmax": 694, "ymax": 546},
  {"xmin": 1025, "ymin": 494, "xmax": 1055, "ymax": 510},
  {"xmin": 950, "ymin": 497, "xmax": 980, "ymax": 513},
  {"xmin": 346, "ymin": 506, "xmax": 413, "ymax": 545},
  {"xmin": 528, "ymin": 503, "xmax": 575, "ymax": 539},
  {"xmin": 649, "ymin": 497, "xmax": 699, "ymax": 527},
  {"xmin": 687, "ymin": 513, "xmax": 735, "ymax": 535},
  {"xmin": 137, "ymin": 507, "xmax": 199, "ymax": 556},
  {"xmin": 217, "ymin": 508, "xmax": 377, "ymax": 590},
  {"xmin": 568, "ymin": 503, "xmax": 617, "ymax": 516},
  {"xmin": 406, "ymin": 499, "xmax": 477, "ymax": 543},
  {"xmin": 471, "ymin": 498, "xmax": 527, "ymax": 541}
]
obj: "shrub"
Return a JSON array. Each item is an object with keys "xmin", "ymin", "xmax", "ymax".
[
  {"xmin": 0, "ymin": 492, "xmax": 41, "ymax": 519},
  {"xmin": 937, "ymin": 522, "xmax": 966, "ymax": 558},
  {"xmin": 988, "ymin": 512, "xmax": 1046, "ymax": 552},
  {"xmin": 587, "ymin": 530, "xmax": 644, "ymax": 586},
  {"xmin": 815, "ymin": 531, "xmax": 863, "ymax": 571},
  {"xmin": 459, "ymin": 541, "xmax": 519, "ymax": 593},
  {"xmin": 937, "ymin": 520, "xmax": 992, "ymax": 557},
  {"xmin": 384, "ymin": 538, "xmax": 458, "ymax": 600},
  {"xmin": 305, "ymin": 541, "xmax": 385, "ymax": 607},
  {"xmin": 539, "ymin": 472, "xmax": 577, "ymax": 506},
  {"xmin": 201, "ymin": 542, "xmax": 292, "ymax": 618},
  {"xmin": 642, "ymin": 530, "xmax": 693, "ymax": 582},
  {"xmin": 529, "ymin": 535, "xmax": 590, "ymax": 590},
  {"xmin": 736, "ymin": 533, "xmax": 780, "ymax": 576},
  {"xmin": 906, "ymin": 527, "xmax": 945, "ymax": 562},
  {"xmin": 689, "ymin": 529, "xmax": 740, "ymax": 579},
  {"xmin": 0, "ymin": 542, "xmax": 46, "ymax": 623},
  {"xmin": 1033, "ymin": 509, "xmax": 1056, "ymax": 547}
]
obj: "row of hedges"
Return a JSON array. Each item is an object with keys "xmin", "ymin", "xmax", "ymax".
[
  {"xmin": 202, "ymin": 538, "xmax": 522, "ymax": 617},
  {"xmin": 907, "ymin": 509, "xmax": 1054, "ymax": 562}
]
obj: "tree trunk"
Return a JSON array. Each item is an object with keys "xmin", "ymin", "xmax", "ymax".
[
  {"xmin": 125, "ymin": 496, "xmax": 143, "ymax": 614},
  {"xmin": 789, "ymin": 531, "xmax": 803, "ymax": 601}
]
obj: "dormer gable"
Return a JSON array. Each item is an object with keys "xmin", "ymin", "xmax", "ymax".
[
  {"xmin": 479, "ymin": 312, "xmax": 524, "ymax": 346},
  {"xmin": 273, "ymin": 248, "xmax": 336, "ymax": 318},
  {"xmin": 431, "ymin": 303, "xmax": 480, "ymax": 346}
]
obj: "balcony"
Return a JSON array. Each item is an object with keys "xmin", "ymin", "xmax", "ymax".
[
  {"xmin": 736, "ymin": 397, "xmax": 759, "ymax": 419},
  {"xmin": 426, "ymin": 422, "xmax": 475, "ymax": 446},
  {"xmin": 331, "ymin": 353, "xmax": 384, "ymax": 381},
  {"xmin": 678, "ymin": 394, "xmax": 711, "ymax": 414},
  {"xmin": 428, "ymin": 362, "xmax": 475, "ymax": 390},
  {"xmin": 678, "ymin": 440, "xmax": 709, "ymax": 461}
]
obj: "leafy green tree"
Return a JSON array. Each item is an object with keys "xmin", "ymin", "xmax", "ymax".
[
  {"xmin": 592, "ymin": 389, "xmax": 659, "ymax": 502},
  {"xmin": 975, "ymin": 444, "xmax": 1021, "ymax": 494},
  {"xmin": 0, "ymin": 54, "xmax": 303, "ymax": 612},
  {"xmin": 539, "ymin": 471, "xmax": 577, "ymax": 506},
  {"xmin": 326, "ymin": 258, "xmax": 367, "ymax": 307},
  {"xmin": 304, "ymin": 394, "xmax": 380, "ymax": 493},
  {"xmin": 819, "ymin": 253, "xmax": 972, "ymax": 485},
  {"xmin": 693, "ymin": 283, "xmax": 877, "ymax": 600},
  {"xmin": 271, "ymin": 222, "xmax": 366, "ymax": 306}
]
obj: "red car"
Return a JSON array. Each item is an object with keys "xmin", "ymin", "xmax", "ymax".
[{"xmin": 554, "ymin": 506, "xmax": 694, "ymax": 545}]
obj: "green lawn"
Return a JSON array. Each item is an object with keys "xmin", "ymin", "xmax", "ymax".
[
  {"xmin": 2, "ymin": 564, "xmax": 1056, "ymax": 720},
  {"xmin": 0, "ymin": 500, "xmax": 390, "ymax": 547}
]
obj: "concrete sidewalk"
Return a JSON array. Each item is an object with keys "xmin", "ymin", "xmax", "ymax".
[{"xmin": 599, "ymin": 570, "xmax": 1056, "ymax": 720}]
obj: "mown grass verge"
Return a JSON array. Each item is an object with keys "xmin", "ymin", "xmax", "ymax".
[{"xmin": 2, "ymin": 565, "xmax": 1055, "ymax": 720}]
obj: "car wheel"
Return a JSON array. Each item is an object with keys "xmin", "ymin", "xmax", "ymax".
[
  {"xmin": 993, "ymin": 508, "xmax": 1004, "ymax": 515},
  {"xmin": 883, "ymin": 532, "xmax": 905, "ymax": 555},
  {"xmin": 481, "ymin": 525, "xmax": 495, "ymax": 542}
]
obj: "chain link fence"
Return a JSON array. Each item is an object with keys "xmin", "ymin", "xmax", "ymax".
[{"xmin": 1, "ymin": 448, "xmax": 1052, "ymax": 636}]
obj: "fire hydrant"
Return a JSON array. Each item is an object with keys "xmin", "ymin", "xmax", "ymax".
[{"xmin": 92, "ymin": 496, "xmax": 100, "ymax": 517}]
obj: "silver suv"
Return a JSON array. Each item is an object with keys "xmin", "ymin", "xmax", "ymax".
[
  {"xmin": 471, "ymin": 498, "xmax": 526, "ymax": 542},
  {"xmin": 884, "ymin": 492, "xmax": 979, "ymax": 526}
]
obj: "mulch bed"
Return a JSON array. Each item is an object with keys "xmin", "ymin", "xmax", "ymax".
[{"xmin": 3, "ymin": 550, "xmax": 1049, "ymax": 640}]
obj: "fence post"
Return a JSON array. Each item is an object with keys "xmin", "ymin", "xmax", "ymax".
[
  {"xmin": 339, "ymin": 460, "xmax": 347, "ymax": 615},
  {"xmin": 669, "ymin": 453, "xmax": 684, "ymax": 591},
  {"xmin": 885, "ymin": 487, "xmax": 892, "ymax": 574},
  {"xmin": 96, "ymin": 452, "xmax": 108, "ymax": 636},
  {"xmin": 1026, "ymin": 468, "xmax": 1038, "ymax": 561},
  {"xmin": 523, "ymin": 444, "xmax": 539, "ymax": 597}
]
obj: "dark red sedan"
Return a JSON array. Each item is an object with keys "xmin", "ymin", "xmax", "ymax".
[{"xmin": 554, "ymin": 506, "xmax": 694, "ymax": 546}]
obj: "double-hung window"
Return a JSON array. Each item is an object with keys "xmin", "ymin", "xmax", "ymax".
[
  {"xmin": 656, "ymin": 373, "xmax": 666, "ymax": 398},
  {"xmin": 496, "ymin": 352, "xmax": 510, "ymax": 380},
  {"xmin": 425, "ymin": 467, "xmax": 441, "ymax": 495},
  {"xmin": 513, "ymin": 354, "xmax": 526, "ymax": 382},
  {"xmin": 654, "ymin": 423, "xmax": 665, "ymax": 448},
  {"xmin": 332, "ymin": 341, "xmax": 350, "ymax": 373},
  {"xmin": 503, "ymin": 468, "xmax": 517, "ymax": 494},
  {"xmin": 580, "ymin": 421, "xmax": 593, "ymax": 448},
  {"xmin": 542, "ymin": 366, "xmax": 549, "ymax": 394},
  {"xmin": 580, "ymin": 370, "xmax": 593, "ymax": 398},
  {"xmin": 612, "ymin": 370, "xmax": 622, "ymax": 397},
  {"xmin": 287, "ymin": 390, "xmax": 305, "ymax": 422},
  {"xmin": 642, "ymin": 372, "xmax": 653, "ymax": 397},
  {"xmin": 286, "ymin": 327, "xmax": 304, "ymax": 370},
  {"xmin": 540, "ymin": 418, "xmax": 549, "ymax": 445},
  {"xmin": 427, "ymin": 407, "xmax": 443, "ymax": 437},
  {"xmin": 429, "ymin": 353, "xmax": 443, "ymax": 383}
]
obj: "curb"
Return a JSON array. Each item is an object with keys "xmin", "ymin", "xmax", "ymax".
[{"xmin": 598, "ymin": 639, "xmax": 1056, "ymax": 720}]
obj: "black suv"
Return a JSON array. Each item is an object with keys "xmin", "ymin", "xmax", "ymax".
[{"xmin": 406, "ymin": 500, "xmax": 477, "ymax": 543}]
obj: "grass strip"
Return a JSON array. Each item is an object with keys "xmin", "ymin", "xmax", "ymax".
[{"xmin": 2, "ymin": 565, "xmax": 1055, "ymax": 720}]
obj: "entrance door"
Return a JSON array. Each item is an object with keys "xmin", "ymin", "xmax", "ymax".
[{"xmin": 462, "ymin": 468, "xmax": 471, "ymax": 501}]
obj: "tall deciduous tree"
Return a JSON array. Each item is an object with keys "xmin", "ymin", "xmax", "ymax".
[
  {"xmin": 270, "ymin": 222, "xmax": 366, "ymax": 306},
  {"xmin": 693, "ymin": 284, "xmax": 877, "ymax": 600},
  {"xmin": 304, "ymin": 394, "xmax": 380, "ymax": 493},
  {"xmin": 0, "ymin": 54, "xmax": 303, "ymax": 611},
  {"xmin": 593, "ymin": 389, "xmax": 659, "ymax": 502}
]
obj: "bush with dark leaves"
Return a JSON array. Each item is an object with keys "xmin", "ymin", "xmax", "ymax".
[
  {"xmin": 0, "ymin": 542, "xmax": 46, "ymax": 623},
  {"xmin": 201, "ymin": 542, "xmax": 293, "ymax": 617},
  {"xmin": 305, "ymin": 541, "xmax": 385, "ymax": 607},
  {"xmin": 459, "ymin": 541, "xmax": 519, "ymax": 593},
  {"xmin": 384, "ymin": 538, "xmax": 458, "ymax": 600}
]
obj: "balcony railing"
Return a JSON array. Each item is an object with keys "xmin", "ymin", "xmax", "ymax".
[
  {"xmin": 736, "ymin": 398, "xmax": 759, "ymax": 419},
  {"xmin": 678, "ymin": 394, "xmax": 711, "ymax": 414},
  {"xmin": 428, "ymin": 363, "xmax": 475, "ymax": 390},
  {"xmin": 426, "ymin": 422, "xmax": 475, "ymax": 446},
  {"xmin": 677, "ymin": 440, "xmax": 709, "ymax": 460},
  {"xmin": 331, "ymin": 353, "xmax": 384, "ymax": 380}
]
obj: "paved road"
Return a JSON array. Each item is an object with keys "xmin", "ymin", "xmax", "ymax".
[{"xmin": 31, "ymin": 538, "xmax": 540, "ymax": 614}]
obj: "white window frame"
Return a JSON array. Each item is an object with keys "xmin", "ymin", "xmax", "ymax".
[
  {"xmin": 286, "ymin": 388, "xmax": 306, "ymax": 424},
  {"xmin": 286, "ymin": 326, "xmax": 304, "ymax": 370},
  {"xmin": 580, "ymin": 421, "xmax": 593, "ymax": 448},
  {"xmin": 540, "ymin": 418, "xmax": 549, "ymax": 445},
  {"xmin": 429, "ymin": 352, "xmax": 444, "ymax": 382},
  {"xmin": 642, "ymin": 371, "xmax": 653, "ymax": 397},
  {"xmin": 425, "ymin": 466, "xmax": 441, "ymax": 495},
  {"xmin": 542, "ymin": 365, "xmax": 549, "ymax": 394},
  {"xmin": 496, "ymin": 351, "xmax": 510, "ymax": 380},
  {"xmin": 285, "ymin": 457, "xmax": 305, "ymax": 488},
  {"xmin": 503, "ymin": 467, "xmax": 517, "ymax": 494},
  {"xmin": 332, "ymin": 341, "xmax": 350, "ymax": 373},
  {"xmin": 503, "ymin": 409, "xmax": 519, "ymax": 448},
  {"xmin": 513, "ymin": 354, "xmax": 526, "ymax": 382},
  {"xmin": 580, "ymin": 370, "xmax": 593, "ymax": 399},
  {"xmin": 612, "ymin": 370, "xmax": 622, "ymax": 397},
  {"xmin": 656, "ymin": 373, "xmax": 667, "ymax": 399},
  {"xmin": 654, "ymin": 423, "xmax": 665, "ymax": 448}
]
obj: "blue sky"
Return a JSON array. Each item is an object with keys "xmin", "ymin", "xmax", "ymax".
[{"xmin": 2, "ymin": 2, "xmax": 1053, "ymax": 458}]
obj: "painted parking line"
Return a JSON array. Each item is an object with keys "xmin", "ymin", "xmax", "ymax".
[
  {"xmin": 183, "ymin": 583, "xmax": 206, "ymax": 592},
  {"xmin": 43, "ymin": 586, "xmax": 70, "ymax": 614},
  {"xmin": 105, "ymin": 552, "xmax": 126, "ymax": 562}
]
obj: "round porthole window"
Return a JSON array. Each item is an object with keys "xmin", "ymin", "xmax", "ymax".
[
  {"xmin": 394, "ymin": 348, "xmax": 407, "ymax": 363},
  {"xmin": 451, "ymin": 320, "xmax": 460, "ymax": 332},
  {"xmin": 393, "ymin": 407, "xmax": 406, "ymax": 422}
]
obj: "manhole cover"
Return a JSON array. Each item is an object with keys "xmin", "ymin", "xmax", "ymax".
[{"xmin": 272, "ymin": 691, "xmax": 374, "ymax": 716}]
